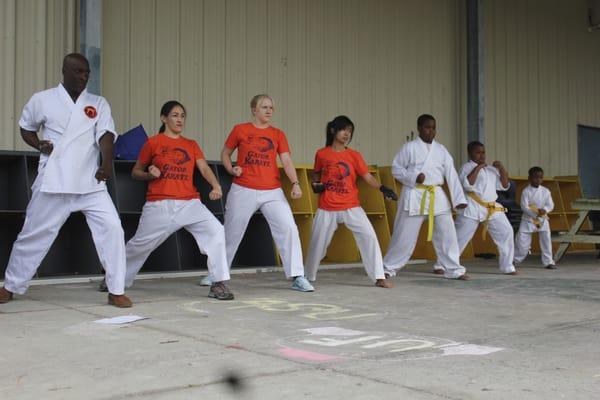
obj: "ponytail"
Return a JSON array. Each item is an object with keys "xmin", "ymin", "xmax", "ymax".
[{"xmin": 325, "ymin": 115, "xmax": 355, "ymax": 147}]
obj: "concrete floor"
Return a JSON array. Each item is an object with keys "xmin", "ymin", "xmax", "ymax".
[{"xmin": 1, "ymin": 253, "xmax": 600, "ymax": 400}]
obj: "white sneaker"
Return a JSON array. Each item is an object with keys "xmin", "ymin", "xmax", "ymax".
[
  {"xmin": 198, "ymin": 275, "xmax": 214, "ymax": 286},
  {"xmin": 291, "ymin": 276, "xmax": 314, "ymax": 292}
]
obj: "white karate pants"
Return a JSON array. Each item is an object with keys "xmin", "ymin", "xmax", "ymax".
[
  {"xmin": 305, "ymin": 207, "xmax": 385, "ymax": 282},
  {"xmin": 514, "ymin": 229, "xmax": 553, "ymax": 266},
  {"xmin": 433, "ymin": 214, "xmax": 516, "ymax": 273},
  {"xmin": 383, "ymin": 210, "xmax": 466, "ymax": 279},
  {"xmin": 4, "ymin": 188, "xmax": 126, "ymax": 295},
  {"xmin": 224, "ymin": 183, "xmax": 304, "ymax": 278},
  {"xmin": 124, "ymin": 199, "xmax": 229, "ymax": 287}
]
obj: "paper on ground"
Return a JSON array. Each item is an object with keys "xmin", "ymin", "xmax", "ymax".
[{"xmin": 94, "ymin": 315, "xmax": 148, "ymax": 325}]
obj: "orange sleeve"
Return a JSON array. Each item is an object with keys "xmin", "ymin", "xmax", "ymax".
[
  {"xmin": 276, "ymin": 130, "xmax": 291, "ymax": 154},
  {"xmin": 193, "ymin": 140, "xmax": 205, "ymax": 161},
  {"xmin": 224, "ymin": 126, "xmax": 240, "ymax": 150},
  {"xmin": 137, "ymin": 140, "xmax": 154, "ymax": 165},
  {"xmin": 354, "ymin": 151, "xmax": 369, "ymax": 176},
  {"xmin": 314, "ymin": 150, "xmax": 323, "ymax": 172}
]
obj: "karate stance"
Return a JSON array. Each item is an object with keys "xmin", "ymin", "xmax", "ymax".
[
  {"xmin": 305, "ymin": 115, "xmax": 397, "ymax": 288},
  {"xmin": 201, "ymin": 94, "xmax": 314, "ymax": 292},
  {"xmin": 100, "ymin": 101, "xmax": 234, "ymax": 300},
  {"xmin": 0, "ymin": 53, "xmax": 132, "ymax": 307},
  {"xmin": 514, "ymin": 166, "xmax": 557, "ymax": 269},
  {"xmin": 383, "ymin": 114, "xmax": 470, "ymax": 280},
  {"xmin": 433, "ymin": 141, "xmax": 517, "ymax": 275}
]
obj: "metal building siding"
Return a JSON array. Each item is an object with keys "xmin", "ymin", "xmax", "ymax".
[
  {"xmin": 0, "ymin": 0, "xmax": 76, "ymax": 151},
  {"xmin": 484, "ymin": 0, "xmax": 600, "ymax": 176},
  {"xmin": 101, "ymin": 0, "xmax": 465, "ymax": 164}
]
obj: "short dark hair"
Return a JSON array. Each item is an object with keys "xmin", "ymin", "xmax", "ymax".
[
  {"xmin": 467, "ymin": 141, "xmax": 484, "ymax": 154},
  {"xmin": 325, "ymin": 115, "xmax": 354, "ymax": 146},
  {"xmin": 417, "ymin": 114, "xmax": 435, "ymax": 127},
  {"xmin": 528, "ymin": 166, "xmax": 544, "ymax": 176}
]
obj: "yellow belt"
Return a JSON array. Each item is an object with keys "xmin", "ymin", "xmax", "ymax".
[
  {"xmin": 529, "ymin": 204, "xmax": 547, "ymax": 229},
  {"xmin": 416, "ymin": 184, "xmax": 438, "ymax": 241},
  {"xmin": 467, "ymin": 192, "xmax": 506, "ymax": 240}
]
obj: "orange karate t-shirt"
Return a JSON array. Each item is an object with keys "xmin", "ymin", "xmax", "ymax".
[
  {"xmin": 224, "ymin": 122, "xmax": 291, "ymax": 190},
  {"xmin": 138, "ymin": 133, "xmax": 205, "ymax": 201},
  {"xmin": 314, "ymin": 146, "xmax": 369, "ymax": 211}
]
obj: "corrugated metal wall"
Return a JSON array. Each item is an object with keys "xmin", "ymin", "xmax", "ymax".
[
  {"xmin": 102, "ymin": 0, "xmax": 466, "ymax": 165},
  {"xmin": 0, "ymin": 0, "xmax": 77, "ymax": 151},
  {"xmin": 3, "ymin": 0, "xmax": 598, "ymax": 176},
  {"xmin": 483, "ymin": 0, "xmax": 600, "ymax": 176}
]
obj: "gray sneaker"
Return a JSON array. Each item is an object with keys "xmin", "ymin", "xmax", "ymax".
[
  {"xmin": 291, "ymin": 276, "xmax": 314, "ymax": 292},
  {"xmin": 208, "ymin": 281, "xmax": 234, "ymax": 300}
]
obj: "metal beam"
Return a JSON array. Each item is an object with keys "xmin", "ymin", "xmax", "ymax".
[
  {"xmin": 467, "ymin": 0, "xmax": 484, "ymax": 143},
  {"xmin": 79, "ymin": 0, "xmax": 102, "ymax": 95}
]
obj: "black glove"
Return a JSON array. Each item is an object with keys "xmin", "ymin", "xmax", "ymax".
[
  {"xmin": 311, "ymin": 182, "xmax": 325, "ymax": 194},
  {"xmin": 379, "ymin": 185, "xmax": 398, "ymax": 201}
]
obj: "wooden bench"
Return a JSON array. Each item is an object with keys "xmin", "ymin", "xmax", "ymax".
[{"xmin": 553, "ymin": 198, "xmax": 600, "ymax": 262}]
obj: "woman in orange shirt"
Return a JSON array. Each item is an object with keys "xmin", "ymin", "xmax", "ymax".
[
  {"xmin": 203, "ymin": 94, "xmax": 313, "ymax": 292},
  {"xmin": 305, "ymin": 115, "xmax": 397, "ymax": 288},
  {"xmin": 102, "ymin": 101, "xmax": 233, "ymax": 300}
]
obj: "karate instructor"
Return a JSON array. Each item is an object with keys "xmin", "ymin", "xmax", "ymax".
[{"xmin": 0, "ymin": 53, "xmax": 132, "ymax": 308}]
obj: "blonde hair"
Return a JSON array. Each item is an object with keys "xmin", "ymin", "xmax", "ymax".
[{"xmin": 250, "ymin": 94, "xmax": 274, "ymax": 115}]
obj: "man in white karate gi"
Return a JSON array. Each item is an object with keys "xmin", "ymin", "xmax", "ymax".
[
  {"xmin": 383, "ymin": 114, "xmax": 470, "ymax": 280},
  {"xmin": 432, "ymin": 141, "xmax": 517, "ymax": 275},
  {"xmin": 0, "ymin": 53, "xmax": 132, "ymax": 307}
]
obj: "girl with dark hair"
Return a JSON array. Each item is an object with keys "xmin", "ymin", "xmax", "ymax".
[
  {"xmin": 305, "ymin": 116, "xmax": 397, "ymax": 288},
  {"xmin": 102, "ymin": 100, "xmax": 234, "ymax": 300}
]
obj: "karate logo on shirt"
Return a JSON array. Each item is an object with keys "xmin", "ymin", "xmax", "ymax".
[
  {"xmin": 243, "ymin": 134, "xmax": 274, "ymax": 167},
  {"xmin": 158, "ymin": 146, "xmax": 192, "ymax": 180},
  {"xmin": 323, "ymin": 161, "xmax": 351, "ymax": 194},
  {"xmin": 84, "ymin": 106, "xmax": 97, "ymax": 119}
]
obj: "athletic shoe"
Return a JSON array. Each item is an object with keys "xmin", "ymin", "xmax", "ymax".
[
  {"xmin": 545, "ymin": 264, "xmax": 558, "ymax": 270},
  {"xmin": 208, "ymin": 281, "xmax": 234, "ymax": 300},
  {"xmin": 291, "ymin": 276, "xmax": 314, "ymax": 292},
  {"xmin": 98, "ymin": 278, "xmax": 108, "ymax": 292},
  {"xmin": 198, "ymin": 275, "xmax": 214, "ymax": 286}
]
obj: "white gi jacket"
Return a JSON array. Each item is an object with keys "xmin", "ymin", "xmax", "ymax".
[
  {"xmin": 519, "ymin": 185, "xmax": 554, "ymax": 232},
  {"xmin": 459, "ymin": 160, "xmax": 510, "ymax": 222},
  {"xmin": 19, "ymin": 84, "xmax": 116, "ymax": 194},
  {"xmin": 391, "ymin": 137, "xmax": 466, "ymax": 216}
]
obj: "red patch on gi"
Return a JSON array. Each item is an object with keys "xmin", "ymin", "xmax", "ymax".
[{"xmin": 84, "ymin": 106, "xmax": 97, "ymax": 119}]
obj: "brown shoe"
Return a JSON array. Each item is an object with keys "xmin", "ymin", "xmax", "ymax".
[
  {"xmin": 0, "ymin": 287, "xmax": 13, "ymax": 303},
  {"xmin": 433, "ymin": 269, "xmax": 445, "ymax": 275},
  {"xmin": 108, "ymin": 293, "xmax": 133, "ymax": 308},
  {"xmin": 375, "ymin": 279, "xmax": 393, "ymax": 288},
  {"xmin": 455, "ymin": 274, "xmax": 471, "ymax": 281}
]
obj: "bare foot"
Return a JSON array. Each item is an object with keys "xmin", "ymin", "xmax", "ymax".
[{"xmin": 376, "ymin": 279, "xmax": 393, "ymax": 288}]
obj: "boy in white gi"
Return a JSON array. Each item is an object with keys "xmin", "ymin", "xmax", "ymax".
[
  {"xmin": 0, "ymin": 54, "xmax": 131, "ymax": 307},
  {"xmin": 514, "ymin": 166, "xmax": 556, "ymax": 269},
  {"xmin": 383, "ymin": 114, "xmax": 470, "ymax": 280},
  {"xmin": 433, "ymin": 141, "xmax": 517, "ymax": 275}
]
